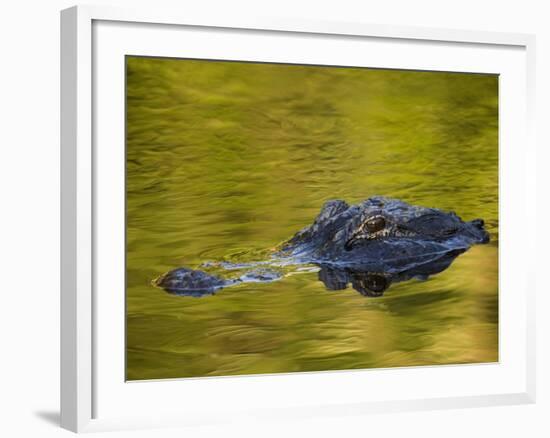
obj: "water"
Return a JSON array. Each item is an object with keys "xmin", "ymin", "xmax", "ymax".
[{"xmin": 126, "ymin": 57, "xmax": 498, "ymax": 380}]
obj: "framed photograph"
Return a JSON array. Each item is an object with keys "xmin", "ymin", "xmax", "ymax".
[{"xmin": 61, "ymin": 5, "xmax": 536, "ymax": 433}]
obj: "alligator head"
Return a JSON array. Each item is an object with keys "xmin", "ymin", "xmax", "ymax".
[{"xmin": 280, "ymin": 196, "xmax": 489, "ymax": 271}]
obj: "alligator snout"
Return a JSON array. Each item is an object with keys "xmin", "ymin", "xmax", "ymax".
[{"xmin": 467, "ymin": 219, "xmax": 490, "ymax": 244}]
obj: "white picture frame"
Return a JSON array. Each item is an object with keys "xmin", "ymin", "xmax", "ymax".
[{"xmin": 60, "ymin": 4, "xmax": 537, "ymax": 433}]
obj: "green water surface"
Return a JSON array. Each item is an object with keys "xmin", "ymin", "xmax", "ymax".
[{"xmin": 126, "ymin": 57, "xmax": 498, "ymax": 380}]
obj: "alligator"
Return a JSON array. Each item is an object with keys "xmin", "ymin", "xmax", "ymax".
[{"xmin": 153, "ymin": 196, "xmax": 490, "ymax": 297}]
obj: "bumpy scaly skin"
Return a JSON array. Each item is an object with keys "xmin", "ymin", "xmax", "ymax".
[
  {"xmin": 154, "ymin": 197, "xmax": 490, "ymax": 297},
  {"xmin": 280, "ymin": 197, "xmax": 488, "ymax": 261}
]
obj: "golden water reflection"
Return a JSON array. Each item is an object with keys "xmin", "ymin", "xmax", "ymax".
[{"xmin": 126, "ymin": 57, "xmax": 498, "ymax": 380}]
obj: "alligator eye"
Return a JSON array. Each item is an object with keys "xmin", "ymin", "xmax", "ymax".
[{"xmin": 365, "ymin": 216, "xmax": 386, "ymax": 233}]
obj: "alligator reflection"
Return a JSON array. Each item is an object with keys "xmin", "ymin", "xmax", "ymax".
[
  {"xmin": 157, "ymin": 249, "xmax": 464, "ymax": 298},
  {"xmin": 317, "ymin": 249, "xmax": 463, "ymax": 297}
]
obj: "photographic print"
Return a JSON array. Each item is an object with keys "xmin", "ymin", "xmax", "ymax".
[{"xmin": 126, "ymin": 56, "xmax": 498, "ymax": 380}]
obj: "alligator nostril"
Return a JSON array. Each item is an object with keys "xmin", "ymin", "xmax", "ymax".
[{"xmin": 472, "ymin": 219, "xmax": 484, "ymax": 229}]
